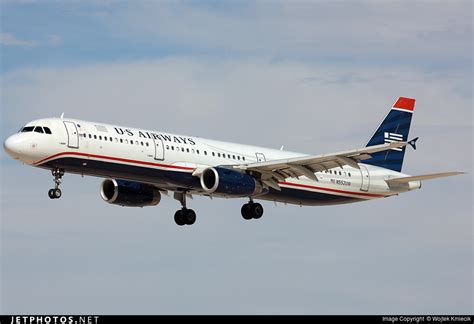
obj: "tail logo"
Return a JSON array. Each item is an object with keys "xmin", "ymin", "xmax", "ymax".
[{"xmin": 384, "ymin": 132, "xmax": 403, "ymax": 151}]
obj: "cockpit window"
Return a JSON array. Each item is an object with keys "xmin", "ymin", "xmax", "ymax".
[
  {"xmin": 20, "ymin": 125, "xmax": 52, "ymax": 134},
  {"xmin": 21, "ymin": 126, "xmax": 34, "ymax": 132}
]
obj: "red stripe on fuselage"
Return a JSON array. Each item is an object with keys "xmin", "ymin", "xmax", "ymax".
[
  {"xmin": 33, "ymin": 151, "xmax": 195, "ymax": 171},
  {"xmin": 279, "ymin": 181, "xmax": 385, "ymax": 198}
]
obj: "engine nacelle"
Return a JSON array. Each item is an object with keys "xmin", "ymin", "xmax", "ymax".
[
  {"xmin": 100, "ymin": 179, "xmax": 161, "ymax": 207},
  {"xmin": 200, "ymin": 167, "xmax": 262, "ymax": 196}
]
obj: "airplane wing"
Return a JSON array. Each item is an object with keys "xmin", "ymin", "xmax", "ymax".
[
  {"xmin": 385, "ymin": 172, "xmax": 464, "ymax": 184},
  {"xmin": 233, "ymin": 141, "xmax": 407, "ymax": 190}
]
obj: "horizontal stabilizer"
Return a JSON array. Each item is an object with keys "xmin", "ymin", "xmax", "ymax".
[{"xmin": 386, "ymin": 172, "xmax": 464, "ymax": 184}]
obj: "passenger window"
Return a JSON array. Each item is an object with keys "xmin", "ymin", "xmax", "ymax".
[
  {"xmin": 339, "ymin": 171, "xmax": 342, "ymax": 175},
  {"xmin": 197, "ymin": 150, "xmax": 200, "ymax": 154},
  {"xmin": 243, "ymin": 157, "xmax": 245, "ymax": 161},
  {"xmin": 94, "ymin": 135, "xmax": 97, "ymax": 139},
  {"xmin": 348, "ymin": 173, "xmax": 351, "ymax": 177},
  {"xmin": 99, "ymin": 136, "xmax": 102, "ymax": 140},
  {"xmin": 21, "ymin": 126, "xmax": 34, "ymax": 132},
  {"xmin": 228, "ymin": 154, "xmax": 231, "ymax": 159},
  {"xmin": 186, "ymin": 148, "xmax": 190, "ymax": 153},
  {"xmin": 218, "ymin": 153, "xmax": 221, "ymax": 157},
  {"xmin": 43, "ymin": 127, "xmax": 52, "ymax": 134},
  {"xmin": 237, "ymin": 156, "xmax": 240, "ymax": 160},
  {"xmin": 166, "ymin": 145, "xmax": 169, "ymax": 149},
  {"xmin": 130, "ymin": 140, "xmax": 133, "ymax": 144},
  {"xmin": 34, "ymin": 126, "xmax": 44, "ymax": 133},
  {"xmin": 146, "ymin": 142, "xmax": 149, "ymax": 147},
  {"xmin": 232, "ymin": 155, "xmax": 236, "ymax": 159},
  {"xmin": 212, "ymin": 152, "xmax": 215, "ymax": 157},
  {"xmin": 181, "ymin": 147, "xmax": 185, "ymax": 152},
  {"xmin": 120, "ymin": 139, "xmax": 123, "ymax": 143},
  {"xmin": 204, "ymin": 151, "xmax": 207, "ymax": 155}
]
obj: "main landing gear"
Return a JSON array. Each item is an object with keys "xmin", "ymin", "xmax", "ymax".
[
  {"xmin": 241, "ymin": 199, "xmax": 264, "ymax": 220},
  {"xmin": 48, "ymin": 168, "xmax": 64, "ymax": 199},
  {"xmin": 173, "ymin": 192, "xmax": 196, "ymax": 226}
]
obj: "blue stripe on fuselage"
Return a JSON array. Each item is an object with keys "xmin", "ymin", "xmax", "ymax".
[{"xmin": 39, "ymin": 157, "xmax": 362, "ymax": 206}]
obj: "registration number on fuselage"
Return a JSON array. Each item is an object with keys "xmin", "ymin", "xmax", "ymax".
[{"xmin": 331, "ymin": 179, "xmax": 351, "ymax": 186}]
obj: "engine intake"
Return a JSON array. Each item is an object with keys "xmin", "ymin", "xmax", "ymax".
[
  {"xmin": 200, "ymin": 167, "xmax": 262, "ymax": 196},
  {"xmin": 100, "ymin": 179, "xmax": 161, "ymax": 207}
]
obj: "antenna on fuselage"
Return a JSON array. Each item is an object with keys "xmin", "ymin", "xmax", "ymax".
[{"xmin": 60, "ymin": 112, "xmax": 64, "ymax": 119}]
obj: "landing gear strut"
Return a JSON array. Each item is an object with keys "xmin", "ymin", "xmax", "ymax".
[
  {"xmin": 173, "ymin": 192, "xmax": 196, "ymax": 226},
  {"xmin": 241, "ymin": 199, "xmax": 264, "ymax": 220},
  {"xmin": 48, "ymin": 168, "xmax": 64, "ymax": 199}
]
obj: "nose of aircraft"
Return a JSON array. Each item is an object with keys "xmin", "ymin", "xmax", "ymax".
[{"xmin": 3, "ymin": 134, "xmax": 21, "ymax": 158}]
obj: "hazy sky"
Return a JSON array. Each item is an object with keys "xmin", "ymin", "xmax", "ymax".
[{"xmin": 1, "ymin": 1, "xmax": 472, "ymax": 314}]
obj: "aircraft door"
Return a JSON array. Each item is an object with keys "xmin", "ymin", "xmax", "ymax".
[
  {"xmin": 256, "ymin": 152, "xmax": 266, "ymax": 162},
  {"xmin": 360, "ymin": 164, "xmax": 370, "ymax": 192},
  {"xmin": 63, "ymin": 121, "xmax": 79, "ymax": 148},
  {"xmin": 153, "ymin": 137, "xmax": 165, "ymax": 161}
]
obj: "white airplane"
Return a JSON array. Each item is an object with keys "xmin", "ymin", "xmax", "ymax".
[{"xmin": 3, "ymin": 97, "xmax": 462, "ymax": 226}]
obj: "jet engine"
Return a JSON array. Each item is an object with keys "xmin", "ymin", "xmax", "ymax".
[
  {"xmin": 100, "ymin": 179, "xmax": 161, "ymax": 207},
  {"xmin": 200, "ymin": 167, "xmax": 262, "ymax": 196}
]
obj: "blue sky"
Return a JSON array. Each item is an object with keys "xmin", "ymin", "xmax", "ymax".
[{"xmin": 1, "ymin": 0, "xmax": 472, "ymax": 314}]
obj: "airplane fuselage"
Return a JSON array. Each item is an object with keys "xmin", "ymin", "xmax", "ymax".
[{"xmin": 4, "ymin": 117, "xmax": 417, "ymax": 207}]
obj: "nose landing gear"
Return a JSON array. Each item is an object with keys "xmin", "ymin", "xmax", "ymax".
[{"xmin": 48, "ymin": 168, "xmax": 64, "ymax": 199}]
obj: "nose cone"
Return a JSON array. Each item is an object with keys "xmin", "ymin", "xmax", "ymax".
[{"xmin": 3, "ymin": 134, "xmax": 22, "ymax": 159}]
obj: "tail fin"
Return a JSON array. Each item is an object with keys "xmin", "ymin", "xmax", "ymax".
[{"xmin": 364, "ymin": 97, "xmax": 416, "ymax": 172}]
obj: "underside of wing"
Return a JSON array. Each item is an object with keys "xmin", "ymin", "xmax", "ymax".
[{"xmin": 233, "ymin": 141, "xmax": 407, "ymax": 190}]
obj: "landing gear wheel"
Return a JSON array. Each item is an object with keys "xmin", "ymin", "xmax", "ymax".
[
  {"xmin": 174, "ymin": 210, "xmax": 186, "ymax": 226},
  {"xmin": 251, "ymin": 203, "xmax": 263, "ymax": 219},
  {"xmin": 173, "ymin": 192, "xmax": 197, "ymax": 226},
  {"xmin": 53, "ymin": 188, "xmax": 62, "ymax": 199},
  {"xmin": 184, "ymin": 209, "xmax": 196, "ymax": 225},
  {"xmin": 241, "ymin": 204, "xmax": 252, "ymax": 220},
  {"xmin": 49, "ymin": 168, "xmax": 64, "ymax": 200}
]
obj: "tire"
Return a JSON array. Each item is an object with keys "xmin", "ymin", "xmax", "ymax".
[
  {"xmin": 48, "ymin": 189, "xmax": 55, "ymax": 199},
  {"xmin": 184, "ymin": 209, "xmax": 196, "ymax": 225},
  {"xmin": 53, "ymin": 188, "xmax": 62, "ymax": 199},
  {"xmin": 174, "ymin": 210, "xmax": 186, "ymax": 226},
  {"xmin": 251, "ymin": 203, "xmax": 264, "ymax": 219},
  {"xmin": 241, "ymin": 204, "xmax": 252, "ymax": 220}
]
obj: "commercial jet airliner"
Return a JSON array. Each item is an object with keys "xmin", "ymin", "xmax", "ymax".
[{"xmin": 3, "ymin": 97, "xmax": 462, "ymax": 226}]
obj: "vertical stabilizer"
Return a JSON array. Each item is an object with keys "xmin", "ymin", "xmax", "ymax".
[{"xmin": 364, "ymin": 97, "xmax": 415, "ymax": 172}]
